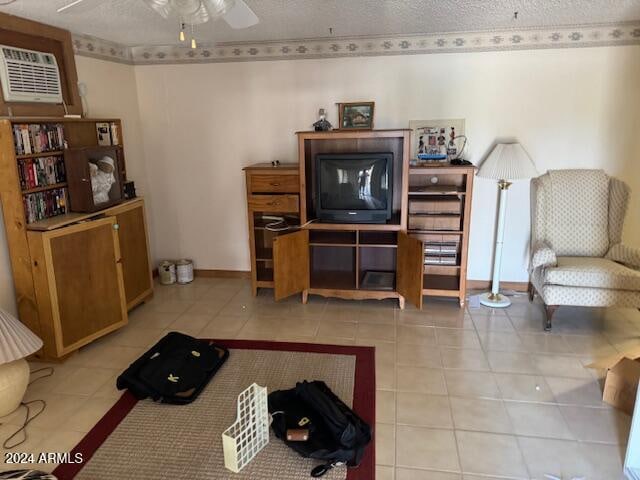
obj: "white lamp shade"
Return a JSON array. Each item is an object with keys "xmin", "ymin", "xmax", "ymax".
[
  {"xmin": 0, "ymin": 308, "xmax": 42, "ymax": 364},
  {"xmin": 478, "ymin": 143, "xmax": 538, "ymax": 180}
]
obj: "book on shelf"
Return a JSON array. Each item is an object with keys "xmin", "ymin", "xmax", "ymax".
[
  {"xmin": 13, "ymin": 124, "xmax": 65, "ymax": 155},
  {"xmin": 18, "ymin": 156, "xmax": 66, "ymax": 190},
  {"xmin": 424, "ymin": 255, "xmax": 458, "ymax": 265},
  {"xmin": 22, "ymin": 187, "xmax": 68, "ymax": 224},
  {"xmin": 110, "ymin": 122, "xmax": 119, "ymax": 145},
  {"xmin": 94, "ymin": 122, "xmax": 120, "ymax": 146}
]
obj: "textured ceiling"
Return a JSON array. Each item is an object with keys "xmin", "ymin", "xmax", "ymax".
[{"xmin": 1, "ymin": 0, "xmax": 640, "ymax": 47}]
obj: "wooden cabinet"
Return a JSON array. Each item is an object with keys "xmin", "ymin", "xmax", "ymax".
[
  {"xmin": 407, "ymin": 165, "xmax": 475, "ymax": 306},
  {"xmin": 273, "ymin": 230, "xmax": 309, "ymax": 301},
  {"xmin": 106, "ymin": 199, "xmax": 153, "ymax": 309},
  {"xmin": 64, "ymin": 146, "xmax": 125, "ymax": 212},
  {"xmin": 243, "ymin": 163, "xmax": 301, "ymax": 296},
  {"xmin": 242, "ymin": 132, "xmax": 474, "ymax": 310},
  {"xmin": 396, "ymin": 231, "xmax": 425, "ymax": 310},
  {"xmin": 248, "ymin": 194, "xmax": 299, "ymax": 213},
  {"xmin": 0, "ymin": 118, "xmax": 153, "ymax": 360},
  {"xmin": 248, "ymin": 174, "xmax": 299, "ymax": 194},
  {"xmin": 21, "ymin": 199, "xmax": 151, "ymax": 359},
  {"xmin": 28, "ymin": 218, "xmax": 127, "ymax": 357}
]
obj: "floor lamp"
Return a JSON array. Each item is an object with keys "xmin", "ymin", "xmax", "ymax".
[{"xmin": 477, "ymin": 143, "xmax": 538, "ymax": 308}]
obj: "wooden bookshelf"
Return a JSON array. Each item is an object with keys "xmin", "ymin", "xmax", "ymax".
[
  {"xmin": 22, "ymin": 182, "xmax": 68, "ymax": 194},
  {"xmin": 0, "ymin": 117, "xmax": 153, "ymax": 359},
  {"xmin": 406, "ymin": 164, "xmax": 476, "ymax": 307},
  {"xmin": 16, "ymin": 150, "xmax": 64, "ymax": 159}
]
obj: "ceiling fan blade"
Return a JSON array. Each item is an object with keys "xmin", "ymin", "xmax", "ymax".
[
  {"xmin": 140, "ymin": 0, "xmax": 172, "ymax": 20},
  {"xmin": 57, "ymin": 0, "xmax": 101, "ymax": 13},
  {"xmin": 222, "ymin": 0, "xmax": 258, "ymax": 29}
]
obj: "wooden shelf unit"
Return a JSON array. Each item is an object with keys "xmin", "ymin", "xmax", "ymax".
[
  {"xmin": 406, "ymin": 164, "xmax": 476, "ymax": 307},
  {"xmin": 16, "ymin": 150, "xmax": 65, "ymax": 159},
  {"xmin": 22, "ymin": 182, "xmax": 68, "ymax": 195},
  {"xmin": 244, "ymin": 130, "xmax": 416, "ymax": 307},
  {"xmin": 244, "ymin": 163, "xmax": 301, "ymax": 294},
  {"xmin": 0, "ymin": 117, "xmax": 153, "ymax": 359}
]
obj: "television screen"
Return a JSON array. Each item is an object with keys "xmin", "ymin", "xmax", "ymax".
[{"xmin": 316, "ymin": 153, "xmax": 392, "ymax": 223}]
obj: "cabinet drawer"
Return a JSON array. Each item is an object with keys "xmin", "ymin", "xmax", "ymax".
[
  {"xmin": 409, "ymin": 215, "xmax": 460, "ymax": 231},
  {"xmin": 249, "ymin": 194, "xmax": 299, "ymax": 212},
  {"xmin": 409, "ymin": 198, "xmax": 461, "ymax": 215},
  {"xmin": 413, "ymin": 233, "xmax": 461, "ymax": 244},
  {"xmin": 250, "ymin": 174, "xmax": 299, "ymax": 193}
]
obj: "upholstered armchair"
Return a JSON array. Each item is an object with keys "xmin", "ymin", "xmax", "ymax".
[{"xmin": 529, "ymin": 169, "xmax": 640, "ymax": 330}]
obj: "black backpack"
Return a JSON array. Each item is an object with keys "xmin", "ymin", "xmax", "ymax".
[
  {"xmin": 116, "ymin": 331, "xmax": 229, "ymax": 404},
  {"xmin": 268, "ymin": 380, "xmax": 372, "ymax": 477}
]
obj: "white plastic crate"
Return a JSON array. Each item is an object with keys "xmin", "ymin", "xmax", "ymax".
[{"xmin": 222, "ymin": 383, "xmax": 270, "ymax": 473}]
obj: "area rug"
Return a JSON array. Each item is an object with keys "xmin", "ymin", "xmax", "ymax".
[{"xmin": 53, "ymin": 340, "xmax": 375, "ymax": 480}]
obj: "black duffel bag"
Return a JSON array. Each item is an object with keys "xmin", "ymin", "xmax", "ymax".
[
  {"xmin": 268, "ymin": 380, "xmax": 372, "ymax": 477},
  {"xmin": 117, "ymin": 331, "xmax": 229, "ymax": 404}
]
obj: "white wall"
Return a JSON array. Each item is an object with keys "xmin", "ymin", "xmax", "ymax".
[
  {"xmin": 0, "ymin": 56, "xmax": 146, "ymax": 313},
  {"xmin": 1, "ymin": 46, "xmax": 639, "ymax": 315},
  {"xmin": 133, "ymin": 45, "xmax": 640, "ymax": 282}
]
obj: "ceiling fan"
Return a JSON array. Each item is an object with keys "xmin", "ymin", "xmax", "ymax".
[{"xmin": 56, "ymin": 0, "xmax": 259, "ymax": 47}]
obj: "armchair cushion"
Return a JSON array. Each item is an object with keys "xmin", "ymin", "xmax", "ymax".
[
  {"xmin": 544, "ymin": 256, "xmax": 640, "ymax": 291},
  {"xmin": 606, "ymin": 243, "xmax": 640, "ymax": 269},
  {"xmin": 531, "ymin": 241, "xmax": 557, "ymax": 270},
  {"xmin": 546, "ymin": 170, "xmax": 610, "ymax": 257}
]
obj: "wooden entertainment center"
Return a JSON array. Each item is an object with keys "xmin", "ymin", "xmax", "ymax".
[
  {"xmin": 244, "ymin": 129, "xmax": 475, "ymax": 309},
  {"xmin": 0, "ymin": 117, "xmax": 153, "ymax": 360}
]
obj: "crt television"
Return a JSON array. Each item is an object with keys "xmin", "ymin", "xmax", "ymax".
[{"xmin": 315, "ymin": 152, "xmax": 393, "ymax": 223}]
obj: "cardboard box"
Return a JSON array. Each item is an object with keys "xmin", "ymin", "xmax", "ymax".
[
  {"xmin": 587, "ymin": 345, "xmax": 640, "ymax": 415},
  {"xmin": 624, "ymin": 382, "xmax": 640, "ymax": 479}
]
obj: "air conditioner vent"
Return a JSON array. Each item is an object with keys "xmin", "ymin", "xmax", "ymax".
[{"xmin": 0, "ymin": 45, "xmax": 63, "ymax": 104}]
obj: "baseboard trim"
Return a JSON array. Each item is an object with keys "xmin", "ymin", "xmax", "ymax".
[
  {"xmin": 153, "ymin": 269, "xmax": 528, "ymax": 289},
  {"xmin": 467, "ymin": 280, "xmax": 529, "ymax": 292},
  {"xmin": 194, "ymin": 269, "xmax": 251, "ymax": 279},
  {"xmin": 152, "ymin": 268, "xmax": 251, "ymax": 279}
]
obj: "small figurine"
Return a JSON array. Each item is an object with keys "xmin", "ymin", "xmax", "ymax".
[
  {"xmin": 313, "ymin": 108, "xmax": 332, "ymax": 131},
  {"xmin": 447, "ymin": 126, "xmax": 458, "ymax": 159},
  {"xmin": 418, "ymin": 134, "xmax": 425, "ymax": 155}
]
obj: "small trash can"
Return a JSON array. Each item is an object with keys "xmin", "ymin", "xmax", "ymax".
[
  {"xmin": 176, "ymin": 259, "xmax": 194, "ymax": 284},
  {"xmin": 159, "ymin": 260, "xmax": 176, "ymax": 285}
]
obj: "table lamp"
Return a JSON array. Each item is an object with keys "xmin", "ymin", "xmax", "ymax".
[
  {"xmin": 0, "ymin": 308, "xmax": 43, "ymax": 416},
  {"xmin": 477, "ymin": 142, "xmax": 538, "ymax": 308}
]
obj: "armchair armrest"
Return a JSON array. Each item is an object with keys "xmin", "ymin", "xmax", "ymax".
[
  {"xmin": 531, "ymin": 241, "xmax": 557, "ymax": 270},
  {"xmin": 606, "ymin": 243, "xmax": 640, "ymax": 269}
]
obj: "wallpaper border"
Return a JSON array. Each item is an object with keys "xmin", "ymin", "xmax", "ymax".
[{"xmin": 72, "ymin": 21, "xmax": 640, "ymax": 65}]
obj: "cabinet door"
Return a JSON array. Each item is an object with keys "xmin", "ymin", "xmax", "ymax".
[
  {"xmin": 107, "ymin": 201, "xmax": 153, "ymax": 309},
  {"xmin": 42, "ymin": 217, "xmax": 127, "ymax": 356},
  {"xmin": 396, "ymin": 231, "xmax": 424, "ymax": 310},
  {"xmin": 273, "ymin": 229, "xmax": 309, "ymax": 301}
]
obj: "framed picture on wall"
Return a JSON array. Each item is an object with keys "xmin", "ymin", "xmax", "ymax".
[{"xmin": 338, "ymin": 102, "xmax": 375, "ymax": 130}]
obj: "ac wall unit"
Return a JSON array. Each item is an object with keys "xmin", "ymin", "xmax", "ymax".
[{"xmin": 0, "ymin": 45, "xmax": 63, "ymax": 104}]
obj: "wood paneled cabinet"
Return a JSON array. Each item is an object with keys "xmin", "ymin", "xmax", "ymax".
[
  {"xmin": 28, "ymin": 217, "xmax": 128, "ymax": 357},
  {"xmin": 20, "ymin": 199, "xmax": 153, "ymax": 359},
  {"xmin": 106, "ymin": 200, "xmax": 153, "ymax": 310},
  {"xmin": 0, "ymin": 118, "xmax": 153, "ymax": 360},
  {"xmin": 264, "ymin": 228, "xmax": 428, "ymax": 310},
  {"xmin": 23, "ymin": 199, "xmax": 152, "ymax": 359},
  {"xmin": 243, "ymin": 131, "xmax": 475, "ymax": 310},
  {"xmin": 243, "ymin": 163, "xmax": 302, "ymax": 298}
]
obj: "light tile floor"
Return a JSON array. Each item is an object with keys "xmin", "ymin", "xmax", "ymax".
[{"xmin": 1, "ymin": 277, "xmax": 639, "ymax": 479}]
